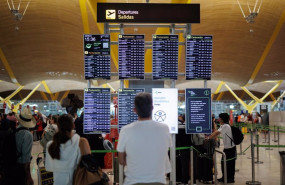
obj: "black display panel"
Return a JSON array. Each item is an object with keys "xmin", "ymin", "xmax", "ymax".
[
  {"xmin": 118, "ymin": 88, "xmax": 144, "ymax": 130},
  {"xmin": 185, "ymin": 88, "xmax": 211, "ymax": 134},
  {"xmin": 152, "ymin": 35, "xmax": 178, "ymax": 80},
  {"xmin": 186, "ymin": 35, "xmax": 212, "ymax": 80},
  {"xmin": 84, "ymin": 34, "xmax": 111, "ymax": 80},
  {"xmin": 118, "ymin": 35, "xmax": 145, "ymax": 80},
  {"xmin": 84, "ymin": 88, "xmax": 111, "ymax": 134},
  {"xmin": 97, "ymin": 3, "xmax": 200, "ymax": 23}
]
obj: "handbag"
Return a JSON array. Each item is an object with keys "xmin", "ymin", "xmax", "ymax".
[{"xmin": 73, "ymin": 154, "xmax": 109, "ymax": 185}]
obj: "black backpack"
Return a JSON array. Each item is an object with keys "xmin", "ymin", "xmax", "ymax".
[
  {"xmin": 226, "ymin": 126, "xmax": 244, "ymax": 145},
  {"xmin": 0, "ymin": 127, "xmax": 29, "ymax": 165},
  {"xmin": 0, "ymin": 126, "xmax": 29, "ymax": 184}
]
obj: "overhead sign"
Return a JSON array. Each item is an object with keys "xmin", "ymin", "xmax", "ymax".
[
  {"xmin": 152, "ymin": 88, "xmax": 178, "ymax": 134},
  {"xmin": 97, "ymin": 3, "xmax": 200, "ymax": 23},
  {"xmin": 186, "ymin": 88, "xmax": 211, "ymax": 134}
]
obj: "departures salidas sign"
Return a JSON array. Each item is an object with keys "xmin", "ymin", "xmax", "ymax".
[
  {"xmin": 98, "ymin": 3, "xmax": 200, "ymax": 23},
  {"xmin": 106, "ymin": 10, "xmax": 139, "ymax": 20}
]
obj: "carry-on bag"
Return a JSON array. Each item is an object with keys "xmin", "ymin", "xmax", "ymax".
[{"xmin": 37, "ymin": 153, "xmax": 53, "ymax": 185}]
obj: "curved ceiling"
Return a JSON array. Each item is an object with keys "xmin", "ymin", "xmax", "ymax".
[{"xmin": 0, "ymin": 0, "xmax": 285, "ymax": 97}]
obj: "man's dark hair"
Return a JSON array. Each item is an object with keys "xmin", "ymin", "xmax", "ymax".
[
  {"xmin": 134, "ymin": 93, "xmax": 153, "ymax": 118},
  {"xmin": 219, "ymin": 113, "xmax": 229, "ymax": 124}
]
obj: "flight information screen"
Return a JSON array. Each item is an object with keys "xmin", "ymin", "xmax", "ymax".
[
  {"xmin": 152, "ymin": 35, "xmax": 178, "ymax": 80},
  {"xmin": 186, "ymin": 35, "xmax": 212, "ymax": 80},
  {"xmin": 84, "ymin": 88, "xmax": 111, "ymax": 134},
  {"xmin": 84, "ymin": 34, "xmax": 111, "ymax": 80},
  {"xmin": 118, "ymin": 88, "xmax": 144, "ymax": 130},
  {"xmin": 118, "ymin": 35, "xmax": 145, "ymax": 80}
]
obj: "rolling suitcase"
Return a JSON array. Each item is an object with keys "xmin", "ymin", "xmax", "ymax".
[
  {"xmin": 197, "ymin": 154, "xmax": 213, "ymax": 183},
  {"xmin": 37, "ymin": 153, "xmax": 53, "ymax": 185},
  {"xmin": 196, "ymin": 139, "xmax": 215, "ymax": 184}
]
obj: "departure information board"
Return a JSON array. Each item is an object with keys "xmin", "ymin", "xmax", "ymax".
[
  {"xmin": 186, "ymin": 35, "xmax": 212, "ymax": 80},
  {"xmin": 118, "ymin": 35, "xmax": 145, "ymax": 80},
  {"xmin": 84, "ymin": 34, "xmax": 111, "ymax": 80},
  {"xmin": 84, "ymin": 88, "xmax": 111, "ymax": 134},
  {"xmin": 185, "ymin": 88, "xmax": 211, "ymax": 134},
  {"xmin": 118, "ymin": 88, "xmax": 144, "ymax": 130},
  {"xmin": 152, "ymin": 35, "xmax": 178, "ymax": 80}
]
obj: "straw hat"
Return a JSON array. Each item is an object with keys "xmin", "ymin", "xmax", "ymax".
[{"xmin": 16, "ymin": 107, "xmax": 36, "ymax": 128}]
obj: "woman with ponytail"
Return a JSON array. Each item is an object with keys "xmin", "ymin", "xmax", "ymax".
[{"xmin": 45, "ymin": 114, "xmax": 91, "ymax": 185}]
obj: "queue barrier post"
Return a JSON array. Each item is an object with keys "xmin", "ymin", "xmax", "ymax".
[
  {"xmin": 255, "ymin": 134, "xmax": 263, "ymax": 164},
  {"xmin": 248, "ymin": 131, "xmax": 257, "ymax": 160},
  {"xmin": 266, "ymin": 129, "xmax": 273, "ymax": 150},
  {"xmin": 278, "ymin": 127, "xmax": 280, "ymax": 148},
  {"xmin": 246, "ymin": 132, "xmax": 261, "ymax": 185},
  {"xmin": 107, "ymin": 138, "xmax": 115, "ymax": 176},
  {"xmin": 273, "ymin": 125, "xmax": 278, "ymax": 142},
  {"xmin": 239, "ymin": 123, "xmax": 246, "ymax": 155},
  {"xmin": 214, "ymin": 150, "xmax": 218, "ymax": 185},
  {"xmin": 190, "ymin": 147, "xmax": 194, "ymax": 185},
  {"xmin": 262, "ymin": 126, "xmax": 267, "ymax": 143}
]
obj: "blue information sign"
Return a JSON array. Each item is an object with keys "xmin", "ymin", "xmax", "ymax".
[{"xmin": 186, "ymin": 88, "xmax": 211, "ymax": 134}]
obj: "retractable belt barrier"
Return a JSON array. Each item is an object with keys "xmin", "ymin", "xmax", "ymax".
[{"xmin": 90, "ymin": 145, "xmax": 252, "ymax": 162}]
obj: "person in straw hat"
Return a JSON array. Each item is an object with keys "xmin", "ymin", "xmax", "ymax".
[{"xmin": 14, "ymin": 107, "xmax": 36, "ymax": 185}]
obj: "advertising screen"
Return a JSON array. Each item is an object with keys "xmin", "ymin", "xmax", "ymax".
[
  {"xmin": 152, "ymin": 88, "xmax": 178, "ymax": 134},
  {"xmin": 84, "ymin": 34, "xmax": 111, "ymax": 80},
  {"xmin": 84, "ymin": 88, "xmax": 111, "ymax": 134}
]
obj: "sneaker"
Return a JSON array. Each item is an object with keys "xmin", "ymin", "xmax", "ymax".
[{"xmin": 218, "ymin": 178, "xmax": 224, "ymax": 182}]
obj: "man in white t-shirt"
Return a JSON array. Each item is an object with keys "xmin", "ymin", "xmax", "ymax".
[
  {"xmin": 208, "ymin": 113, "xmax": 236, "ymax": 183},
  {"xmin": 117, "ymin": 93, "xmax": 172, "ymax": 185}
]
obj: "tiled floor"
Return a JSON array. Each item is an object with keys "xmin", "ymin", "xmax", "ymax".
[{"xmin": 31, "ymin": 132, "xmax": 284, "ymax": 185}]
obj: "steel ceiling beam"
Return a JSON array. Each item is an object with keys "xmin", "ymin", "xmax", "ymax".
[{"xmin": 0, "ymin": 48, "xmax": 20, "ymax": 86}]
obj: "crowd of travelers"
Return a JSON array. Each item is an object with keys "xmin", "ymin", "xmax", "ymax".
[
  {"xmin": 0, "ymin": 93, "xmax": 250, "ymax": 185},
  {"xmin": 0, "ymin": 106, "xmax": 107, "ymax": 185}
]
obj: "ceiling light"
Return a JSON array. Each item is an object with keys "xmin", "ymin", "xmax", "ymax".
[
  {"xmin": 6, "ymin": 0, "xmax": 31, "ymax": 30},
  {"xmin": 237, "ymin": 0, "xmax": 262, "ymax": 23}
]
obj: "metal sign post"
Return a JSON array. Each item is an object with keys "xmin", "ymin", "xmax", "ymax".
[
  {"xmin": 169, "ymin": 24, "xmax": 177, "ymax": 185},
  {"xmin": 118, "ymin": 24, "xmax": 125, "ymax": 185}
]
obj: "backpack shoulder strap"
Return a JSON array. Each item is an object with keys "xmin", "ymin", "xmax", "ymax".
[
  {"xmin": 16, "ymin": 127, "xmax": 29, "ymax": 132},
  {"xmin": 225, "ymin": 126, "xmax": 234, "ymax": 146}
]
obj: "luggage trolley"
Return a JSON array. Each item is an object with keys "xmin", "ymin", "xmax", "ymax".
[{"xmin": 36, "ymin": 152, "xmax": 53, "ymax": 185}]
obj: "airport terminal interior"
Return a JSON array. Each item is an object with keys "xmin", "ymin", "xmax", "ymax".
[{"xmin": 1, "ymin": 0, "xmax": 285, "ymax": 185}]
